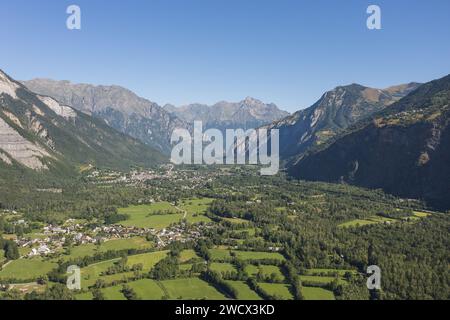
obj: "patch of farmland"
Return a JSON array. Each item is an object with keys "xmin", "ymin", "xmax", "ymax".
[
  {"xmin": 210, "ymin": 262, "xmax": 236, "ymax": 273},
  {"xmin": 0, "ymin": 258, "xmax": 57, "ymax": 281},
  {"xmin": 127, "ymin": 279, "xmax": 166, "ymax": 299},
  {"xmin": 101, "ymin": 285, "xmax": 126, "ymax": 300},
  {"xmin": 302, "ymin": 286, "xmax": 335, "ymax": 300},
  {"xmin": 258, "ymin": 283, "xmax": 293, "ymax": 300},
  {"xmin": 160, "ymin": 278, "xmax": 227, "ymax": 300},
  {"xmin": 225, "ymin": 280, "xmax": 262, "ymax": 300}
]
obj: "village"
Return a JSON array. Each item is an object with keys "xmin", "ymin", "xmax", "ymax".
[{"xmin": 4, "ymin": 212, "xmax": 210, "ymax": 259}]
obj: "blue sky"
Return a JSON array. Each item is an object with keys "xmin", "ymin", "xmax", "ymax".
[{"xmin": 1, "ymin": 0, "xmax": 450, "ymax": 112}]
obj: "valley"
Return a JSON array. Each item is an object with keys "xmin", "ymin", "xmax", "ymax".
[{"xmin": 0, "ymin": 165, "xmax": 448, "ymax": 300}]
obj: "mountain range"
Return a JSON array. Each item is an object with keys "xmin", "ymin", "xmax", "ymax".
[
  {"xmin": 6, "ymin": 67, "xmax": 450, "ymax": 209},
  {"xmin": 289, "ymin": 75, "xmax": 450, "ymax": 209},
  {"xmin": 265, "ymin": 82, "xmax": 421, "ymax": 160},
  {"xmin": 23, "ymin": 79, "xmax": 188, "ymax": 154},
  {"xmin": 0, "ymin": 70, "xmax": 165, "ymax": 175},
  {"xmin": 163, "ymin": 97, "xmax": 289, "ymax": 132},
  {"xmin": 23, "ymin": 79, "xmax": 288, "ymax": 154}
]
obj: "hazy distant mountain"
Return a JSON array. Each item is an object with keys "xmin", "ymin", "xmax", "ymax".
[
  {"xmin": 0, "ymin": 70, "xmax": 165, "ymax": 173},
  {"xmin": 290, "ymin": 75, "xmax": 450, "ymax": 209},
  {"xmin": 23, "ymin": 79, "xmax": 188, "ymax": 154},
  {"xmin": 265, "ymin": 82, "xmax": 421, "ymax": 160},
  {"xmin": 164, "ymin": 97, "xmax": 289, "ymax": 131}
]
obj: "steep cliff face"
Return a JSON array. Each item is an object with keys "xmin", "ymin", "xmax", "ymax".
[
  {"xmin": 266, "ymin": 83, "xmax": 421, "ymax": 160},
  {"xmin": 23, "ymin": 79, "xmax": 188, "ymax": 154},
  {"xmin": 290, "ymin": 75, "xmax": 450, "ymax": 209},
  {"xmin": 0, "ymin": 69, "xmax": 165, "ymax": 172}
]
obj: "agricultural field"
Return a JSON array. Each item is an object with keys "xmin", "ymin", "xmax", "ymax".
[
  {"xmin": 305, "ymin": 268, "xmax": 357, "ymax": 276},
  {"xmin": 209, "ymin": 248, "xmax": 232, "ymax": 261},
  {"xmin": 225, "ymin": 280, "xmax": 262, "ymax": 300},
  {"xmin": 127, "ymin": 279, "xmax": 166, "ymax": 299},
  {"xmin": 126, "ymin": 251, "xmax": 169, "ymax": 270},
  {"xmin": 61, "ymin": 237, "xmax": 153, "ymax": 261},
  {"xmin": 258, "ymin": 283, "xmax": 293, "ymax": 300},
  {"xmin": 232, "ymin": 251, "xmax": 285, "ymax": 262},
  {"xmin": 208, "ymin": 248, "xmax": 285, "ymax": 262},
  {"xmin": 0, "ymin": 258, "xmax": 57, "ymax": 281},
  {"xmin": 209, "ymin": 262, "xmax": 236, "ymax": 273},
  {"xmin": 161, "ymin": 278, "xmax": 227, "ymax": 300},
  {"xmin": 8, "ymin": 282, "xmax": 45, "ymax": 294},
  {"xmin": 178, "ymin": 198, "xmax": 213, "ymax": 214},
  {"xmin": 118, "ymin": 202, "xmax": 180, "ymax": 229},
  {"xmin": 300, "ymin": 275, "xmax": 347, "ymax": 286},
  {"xmin": 179, "ymin": 249, "xmax": 200, "ymax": 263},
  {"xmin": 244, "ymin": 265, "xmax": 284, "ymax": 281},
  {"xmin": 75, "ymin": 291, "xmax": 94, "ymax": 300},
  {"xmin": 79, "ymin": 251, "xmax": 168, "ymax": 287},
  {"xmin": 101, "ymin": 285, "xmax": 127, "ymax": 300},
  {"xmin": 338, "ymin": 216, "xmax": 397, "ymax": 228},
  {"xmin": 80, "ymin": 258, "xmax": 127, "ymax": 287},
  {"xmin": 302, "ymin": 286, "xmax": 335, "ymax": 300},
  {"xmin": 0, "ymin": 249, "xmax": 5, "ymax": 264},
  {"xmin": 221, "ymin": 217, "xmax": 251, "ymax": 224},
  {"xmin": 117, "ymin": 199, "xmax": 212, "ymax": 229}
]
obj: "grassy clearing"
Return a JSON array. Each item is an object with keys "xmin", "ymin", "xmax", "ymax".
[
  {"xmin": 305, "ymin": 268, "xmax": 357, "ymax": 276},
  {"xmin": 222, "ymin": 217, "xmax": 250, "ymax": 224},
  {"xmin": 210, "ymin": 262, "xmax": 236, "ymax": 273},
  {"xmin": 75, "ymin": 291, "xmax": 94, "ymax": 300},
  {"xmin": 0, "ymin": 249, "xmax": 5, "ymax": 264},
  {"xmin": 117, "ymin": 199, "xmax": 213, "ymax": 229},
  {"xmin": 209, "ymin": 248, "xmax": 285, "ymax": 262},
  {"xmin": 80, "ymin": 251, "xmax": 168, "ymax": 288},
  {"xmin": 127, "ymin": 279, "xmax": 166, "ymax": 299},
  {"xmin": 413, "ymin": 211, "xmax": 431, "ymax": 218},
  {"xmin": 258, "ymin": 283, "xmax": 293, "ymax": 300},
  {"xmin": 0, "ymin": 258, "xmax": 57, "ymax": 281},
  {"xmin": 118, "ymin": 202, "xmax": 179, "ymax": 229},
  {"xmin": 302, "ymin": 286, "xmax": 335, "ymax": 300},
  {"xmin": 245, "ymin": 265, "xmax": 284, "ymax": 280},
  {"xmin": 61, "ymin": 237, "xmax": 153, "ymax": 261},
  {"xmin": 101, "ymin": 286, "xmax": 126, "ymax": 300},
  {"xmin": 338, "ymin": 215, "xmax": 397, "ymax": 228},
  {"xmin": 300, "ymin": 275, "xmax": 347, "ymax": 285},
  {"xmin": 178, "ymin": 198, "xmax": 213, "ymax": 214},
  {"xmin": 161, "ymin": 278, "xmax": 227, "ymax": 300},
  {"xmin": 232, "ymin": 251, "xmax": 285, "ymax": 262},
  {"xmin": 209, "ymin": 248, "xmax": 232, "ymax": 260},
  {"xmin": 225, "ymin": 280, "xmax": 262, "ymax": 300},
  {"xmin": 179, "ymin": 249, "xmax": 200, "ymax": 263},
  {"xmin": 126, "ymin": 251, "xmax": 169, "ymax": 271}
]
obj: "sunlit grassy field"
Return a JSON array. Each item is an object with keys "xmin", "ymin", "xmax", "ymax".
[
  {"xmin": 161, "ymin": 278, "xmax": 227, "ymax": 300},
  {"xmin": 225, "ymin": 280, "xmax": 262, "ymax": 300},
  {"xmin": 302, "ymin": 286, "xmax": 335, "ymax": 300},
  {"xmin": 258, "ymin": 283, "xmax": 293, "ymax": 300},
  {"xmin": 0, "ymin": 258, "xmax": 57, "ymax": 281}
]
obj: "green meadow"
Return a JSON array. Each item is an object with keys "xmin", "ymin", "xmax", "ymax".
[
  {"xmin": 127, "ymin": 279, "xmax": 166, "ymax": 299},
  {"xmin": 117, "ymin": 199, "xmax": 212, "ymax": 229},
  {"xmin": 244, "ymin": 264, "xmax": 284, "ymax": 280},
  {"xmin": 210, "ymin": 262, "xmax": 236, "ymax": 273},
  {"xmin": 62, "ymin": 236, "xmax": 153, "ymax": 260},
  {"xmin": 161, "ymin": 278, "xmax": 227, "ymax": 300},
  {"xmin": 258, "ymin": 283, "xmax": 293, "ymax": 300},
  {"xmin": 225, "ymin": 280, "xmax": 262, "ymax": 300},
  {"xmin": 179, "ymin": 249, "xmax": 200, "ymax": 262},
  {"xmin": 0, "ymin": 258, "xmax": 57, "ymax": 281},
  {"xmin": 302, "ymin": 286, "xmax": 335, "ymax": 300},
  {"xmin": 101, "ymin": 285, "xmax": 127, "ymax": 300},
  {"xmin": 338, "ymin": 215, "xmax": 397, "ymax": 228},
  {"xmin": 300, "ymin": 275, "xmax": 347, "ymax": 285}
]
